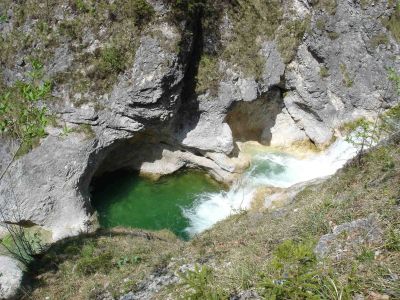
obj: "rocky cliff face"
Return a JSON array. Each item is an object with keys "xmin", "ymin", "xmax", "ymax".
[{"xmin": 0, "ymin": 0, "xmax": 399, "ymax": 240}]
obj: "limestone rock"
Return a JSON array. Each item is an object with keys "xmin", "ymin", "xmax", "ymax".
[
  {"xmin": 0, "ymin": 135, "xmax": 97, "ymax": 240},
  {"xmin": 260, "ymin": 41, "xmax": 285, "ymax": 92},
  {"xmin": 0, "ymin": 256, "xmax": 23, "ymax": 300},
  {"xmin": 0, "ymin": 0, "xmax": 398, "ymax": 242},
  {"xmin": 282, "ymin": 0, "xmax": 399, "ymax": 146},
  {"xmin": 230, "ymin": 290, "xmax": 262, "ymax": 300},
  {"xmin": 120, "ymin": 269, "xmax": 178, "ymax": 300},
  {"xmin": 269, "ymin": 108, "xmax": 308, "ymax": 147},
  {"xmin": 314, "ymin": 215, "xmax": 383, "ymax": 260}
]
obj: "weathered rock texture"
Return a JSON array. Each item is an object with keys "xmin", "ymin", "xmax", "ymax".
[
  {"xmin": 314, "ymin": 215, "xmax": 383, "ymax": 260},
  {"xmin": 0, "ymin": 256, "xmax": 23, "ymax": 300},
  {"xmin": 0, "ymin": 0, "xmax": 399, "ymax": 240}
]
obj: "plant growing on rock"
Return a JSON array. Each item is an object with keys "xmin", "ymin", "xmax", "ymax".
[
  {"xmin": 344, "ymin": 68, "xmax": 400, "ymax": 164},
  {"xmin": 179, "ymin": 264, "xmax": 225, "ymax": 300},
  {"xmin": 0, "ymin": 60, "xmax": 52, "ymax": 156},
  {"xmin": 0, "ymin": 207, "xmax": 45, "ymax": 266},
  {"xmin": 259, "ymin": 239, "xmax": 351, "ymax": 299}
]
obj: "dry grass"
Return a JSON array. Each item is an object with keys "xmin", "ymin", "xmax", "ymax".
[{"xmin": 26, "ymin": 228, "xmax": 183, "ymax": 300}]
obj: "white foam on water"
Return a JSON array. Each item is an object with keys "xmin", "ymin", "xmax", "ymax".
[{"xmin": 183, "ymin": 139, "xmax": 358, "ymax": 236}]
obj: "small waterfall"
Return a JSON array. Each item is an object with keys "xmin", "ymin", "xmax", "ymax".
[{"xmin": 183, "ymin": 139, "xmax": 358, "ymax": 236}]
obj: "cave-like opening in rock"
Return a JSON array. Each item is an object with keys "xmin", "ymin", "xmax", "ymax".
[{"xmin": 225, "ymin": 87, "xmax": 284, "ymax": 145}]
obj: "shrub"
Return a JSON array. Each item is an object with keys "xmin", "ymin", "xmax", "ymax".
[
  {"xmin": 120, "ymin": 0, "xmax": 155, "ymax": 28},
  {"xmin": 179, "ymin": 264, "xmax": 225, "ymax": 300},
  {"xmin": 339, "ymin": 63, "xmax": 354, "ymax": 87},
  {"xmin": 0, "ymin": 227, "xmax": 45, "ymax": 266},
  {"xmin": 96, "ymin": 46, "xmax": 125, "ymax": 78},
  {"xmin": 133, "ymin": 0, "xmax": 155, "ymax": 27},
  {"xmin": 259, "ymin": 240, "xmax": 351, "ymax": 299},
  {"xmin": 76, "ymin": 251, "xmax": 113, "ymax": 275},
  {"xmin": 319, "ymin": 66, "xmax": 330, "ymax": 78},
  {"xmin": 316, "ymin": 18, "xmax": 326, "ymax": 31},
  {"xmin": 222, "ymin": 0, "xmax": 283, "ymax": 76},
  {"xmin": 75, "ymin": 123, "xmax": 96, "ymax": 139},
  {"xmin": 327, "ymin": 31, "xmax": 340, "ymax": 40},
  {"xmin": 384, "ymin": 1, "xmax": 400, "ymax": 42},
  {"xmin": 276, "ymin": 18, "xmax": 310, "ymax": 64},
  {"xmin": 313, "ymin": 0, "xmax": 338, "ymax": 15},
  {"xmin": 0, "ymin": 60, "xmax": 52, "ymax": 155},
  {"xmin": 370, "ymin": 34, "xmax": 389, "ymax": 48},
  {"xmin": 196, "ymin": 55, "xmax": 221, "ymax": 95}
]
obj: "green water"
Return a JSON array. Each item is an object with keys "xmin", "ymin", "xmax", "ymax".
[{"xmin": 92, "ymin": 170, "xmax": 221, "ymax": 239}]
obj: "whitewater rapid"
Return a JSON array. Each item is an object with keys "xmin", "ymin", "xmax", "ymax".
[{"xmin": 183, "ymin": 138, "xmax": 358, "ymax": 236}]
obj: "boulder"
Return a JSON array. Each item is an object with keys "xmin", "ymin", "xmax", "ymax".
[
  {"xmin": 0, "ymin": 256, "xmax": 23, "ymax": 300},
  {"xmin": 314, "ymin": 215, "xmax": 383, "ymax": 260}
]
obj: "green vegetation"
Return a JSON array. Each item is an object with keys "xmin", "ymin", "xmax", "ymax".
[
  {"xmin": 24, "ymin": 133, "xmax": 400, "ymax": 299},
  {"xmin": 28, "ymin": 229, "xmax": 183, "ymax": 299},
  {"xmin": 370, "ymin": 34, "xmax": 389, "ymax": 48},
  {"xmin": 0, "ymin": 15, "xmax": 7, "ymax": 23},
  {"xmin": 319, "ymin": 65, "xmax": 330, "ymax": 78},
  {"xmin": 316, "ymin": 18, "xmax": 326, "ymax": 31},
  {"xmin": 327, "ymin": 31, "xmax": 340, "ymax": 40},
  {"xmin": 193, "ymin": 0, "xmax": 309, "ymax": 92},
  {"xmin": 276, "ymin": 18, "xmax": 310, "ymax": 64},
  {"xmin": 313, "ymin": 0, "xmax": 338, "ymax": 15},
  {"xmin": 384, "ymin": 0, "xmax": 400, "ymax": 42},
  {"xmin": 259, "ymin": 240, "xmax": 351, "ymax": 299},
  {"xmin": 339, "ymin": 63, "xmax": 354, "ymax": 87},
  {"xmin": 0, "ymin": 0, "xmax": 155, "ymax": 100},
  {"xmin": 119, "ymin": 0, "xmax": 155, "ymax": 28},
  {"xmin": 222, "ymin": 0, "xmax": 283, "ymax": 77},
  {"xmin": 96, "ymin": 46, "xmax": 126, "ymax": 79},
  {"xmin": 360, "ymin": 0, "xmax": 374, "ymax": 9},
  {"xmin": 0, "ymin": 60, "xmax": 52, "ymax": 155},
  {"xmin": 75, "ymin": 123, "xmax": 96, "ymax": 139},
  {"xmin": 195, "ymin": 55, "xmax": 221, "ymax": 95},
  {"xmin": 0, "ymin": 226, "xmax": 51, "ymax": 267},
  {"xmin": 343, "ymin": 69, "xmax": 400, "ymax": 161},
  {"xmin": 388, "ymin": 66, "xmax": 400, "ymax": 94},
  {"xmin": 179, "ymin": 265, "xmax": 225, "ymax": 299}
]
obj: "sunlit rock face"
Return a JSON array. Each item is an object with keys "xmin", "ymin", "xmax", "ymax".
[
  {"xmin": 0, "ymin": 256, "xmax": 23, "ymax": 299},
  {"xmin": 0, "ymin": 0, "xmax": 398, "ymax": 240}
]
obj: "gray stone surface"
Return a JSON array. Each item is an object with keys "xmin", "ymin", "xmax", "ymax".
[
  {"xmin": 0, "ymin": 0, "xmax": 398, "ymax": 243},
  {"xmin": 314, "ymin": 216, "xmax": 383, "ymax": 260},
  {"xmin": 230, "ymin": 290, "xmax": 262, "ymax": 300},
  {"xmin": 120, "ymin": 269, "xmax": 179, "ymax": 300},
  {"xmin": 260, "ymin": 41, "xmax": 285, "ymax": 92},
  {"xmin": 0, "ymin": 256, "xmax": 23, "ymax": 300},
  {"xmin": 283, "ymin": 0, "xmax": 399, "ymax": 145}
]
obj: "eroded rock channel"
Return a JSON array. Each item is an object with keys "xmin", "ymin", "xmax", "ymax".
[{"xmin": 0, "ymin": 0, "xmax": 398, "ymax": 244}]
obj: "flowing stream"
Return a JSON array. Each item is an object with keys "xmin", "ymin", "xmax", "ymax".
[
  {"xmin": 92, "ymin": 139, "xmax": 358, "ymax": 239},
  {"xmin": 183, "ymin": 139, "xmax": 358, "ymax": 235}
]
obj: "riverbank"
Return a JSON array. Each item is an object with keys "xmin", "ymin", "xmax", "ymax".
[{"xmin": 22, "ymin": 134, "xmax": 400, "ymax": 299}]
